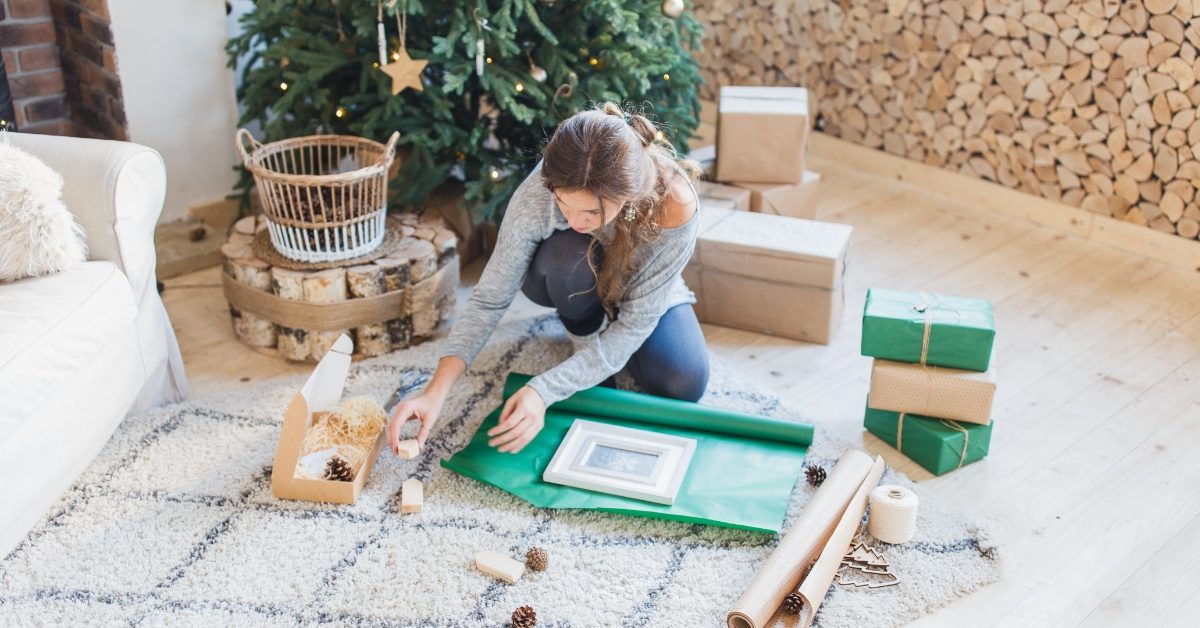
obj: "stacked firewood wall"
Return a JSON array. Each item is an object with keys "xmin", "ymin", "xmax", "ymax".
[{"xmin": 693, "ymin": 0, "xmax": 1200, "ymax": 238}]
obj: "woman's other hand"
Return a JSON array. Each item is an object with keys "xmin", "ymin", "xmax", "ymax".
[{"xmin": 487, "ymin": 386, "xmax": 546, "ymax": 453}]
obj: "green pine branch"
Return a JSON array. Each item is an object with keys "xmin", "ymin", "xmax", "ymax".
[{"xmin": 228, "ymin": 0, "xmax": 704, "ymax": 223}]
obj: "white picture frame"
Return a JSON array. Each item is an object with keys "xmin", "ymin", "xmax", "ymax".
[{"xmin": 543, "ymin": 420, "xmax": 697, "ymax": 505}]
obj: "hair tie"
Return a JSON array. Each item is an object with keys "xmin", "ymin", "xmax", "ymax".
[{"xmin": 622, "ymin": 112, "xmax": 632, "ymax": 125}]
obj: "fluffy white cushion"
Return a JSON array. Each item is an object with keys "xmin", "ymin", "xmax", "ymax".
[{"xmin": 0, "ymin": 138, "xmax": 87, "ymax": 282}]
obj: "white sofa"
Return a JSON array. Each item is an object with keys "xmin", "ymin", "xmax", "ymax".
[{"xmin": 0, "ymin": 133, "xmax": 188, "ymax": 557}]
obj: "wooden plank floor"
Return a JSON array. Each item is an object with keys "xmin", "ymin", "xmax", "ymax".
[{"xmin": 160, "ymin": 152, "xmax": 1200, "ymax": 626}]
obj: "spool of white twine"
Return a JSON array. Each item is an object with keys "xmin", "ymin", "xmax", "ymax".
[{"xmin": 868, "ymin": 485, "xmax": 919, "ymax": 544}]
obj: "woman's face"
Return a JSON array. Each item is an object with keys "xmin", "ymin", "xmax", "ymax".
[{"xmin": 553, "ymin": 188, "xmax": 624, "ymax": 234}]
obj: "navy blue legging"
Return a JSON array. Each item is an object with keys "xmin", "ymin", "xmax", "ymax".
[{"xmin": 521, "ymin": 228, "xmax": 710, "ymax": 402}]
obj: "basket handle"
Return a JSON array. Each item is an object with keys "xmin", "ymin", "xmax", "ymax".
[
  {"xmin": 236, "ymin": 128, "xmax": 263, "ymax": 165},
  {"xmin": 381, "ymin": 131, "xmax": 401, "ymax": 165}
]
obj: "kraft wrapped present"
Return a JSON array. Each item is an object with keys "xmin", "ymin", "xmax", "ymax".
[
  {"xmin": 698, "ymin": 181, "xmax": 752, "ymax": 212},
  {"xmin": 685, "ymin": 207, "xmax": 851, "ymax": 343},
  {"xmin": 731, "ymin": 170, "xmax": 821, "ymax": 219},
  {"xmin": 716, "ymin": 86, "xmax": 809, "ymax": 184},
  {"xmin": 864, "ymin": 402, "xmax": 992, "ymax": 476},
  {"xmin": 861, "ymin": 288, "xmax": 995, "ymax": 372},
  {"xmin": 867, "ymin": 358, "xmax": 996, "ymax": 425}
]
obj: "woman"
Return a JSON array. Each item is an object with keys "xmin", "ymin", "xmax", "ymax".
[{"xmin": 386, "ymin": 102, "xmax": 709, "ymax": 455}]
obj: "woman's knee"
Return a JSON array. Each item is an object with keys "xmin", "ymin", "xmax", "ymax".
[
  {"xmin": 527, "ymin": 229, "xmax": 600, "ymax": 317},
  {"xmin": 641, "ymin": 358, "xmax": 709, "ymax": 402}
]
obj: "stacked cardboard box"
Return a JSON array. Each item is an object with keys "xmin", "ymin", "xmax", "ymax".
[
  {"xmin": 708, "ymin": 86, "xmax": 821, "ymax": 219},
  {"xmin": 684, "ymin": 207, "xmax": 851, "ymax": 344},
  {"xmin": 860, "ymin": 289, "xmax": 997, "ymax": 475},
  {"xmin": 684, "ymin": 86, "xmax": 851, "ymax": 343}
]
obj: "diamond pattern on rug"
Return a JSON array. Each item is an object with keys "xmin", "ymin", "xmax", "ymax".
[
  {"xmin": 318, "ymin": 524, "xmax": 511, "ymax": 622},
  {"xmin": 484, "ymin": 540, "xmax": 677, "ymax": 626},
  {"xmin": 137, "ymin": 606, "xmax": 299, "ymax": 627},
  {"xmin": 0, "ymin": 313, "xmax": 1000, "ymax": 627},
  {"xmin": 0, "ymin": 596, "xmax": 147, "ymax": 626},
  {"xmin": 647, "ymin": 545, "xmax": 771, "ymax": 625},
  {"xmin": 161, "ymin": 509, "xmax": 378, "ymax": 607},
  {"xmin": 105, "ymin": 410, "xmax": 277, "ymax": 498},
  {"xmin": 1, "ymin": 493, "xmax": 233, "ymax": 596}
]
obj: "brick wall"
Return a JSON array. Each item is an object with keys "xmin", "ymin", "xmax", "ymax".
[
  {"xmin": 0, "ymin": 0, "xmax": 73, "ymax": 134},
  {"xmin": 50, "ymin": 0, "xmax": 125, "ymax": 139},
  {"xmin": 0, "ymin": 0, "xmax": 125, "ymax": 138}
]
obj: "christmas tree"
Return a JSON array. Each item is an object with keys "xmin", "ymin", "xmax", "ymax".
[{"xmin": 228, "ymin": 0, "xmax": 704, "ymax": 222}]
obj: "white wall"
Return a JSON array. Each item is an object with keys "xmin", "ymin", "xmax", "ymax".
[{"xmin": 109, "ymin": 0, "xmax": 241, "ymax": 224}]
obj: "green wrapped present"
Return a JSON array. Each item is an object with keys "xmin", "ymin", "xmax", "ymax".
[
  {"xmin": 864, "ymin": 402, "xmax": 992, "ymax": 476},
  {"xmin": 861, "ymin": 288, "xmax": 995, "ymax": 372}
]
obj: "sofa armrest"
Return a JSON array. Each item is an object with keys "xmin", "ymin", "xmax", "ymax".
[{"xmin": 7, "ymin": 132, "xmax": 167, "ymax": 300}]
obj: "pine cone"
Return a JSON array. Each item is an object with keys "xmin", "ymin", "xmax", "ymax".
[
  {"xmin": 782, "ymin": 592, "xmax": 804, "ymax": 614},
  {"xmin": 525, "ymin": 546, "xmax": 549, "ymax": 572},
  {"xmin": 511, "ymin": 605, "xmax": 537, "ymax": 628},
  {"xmin": 324, "ymin": 455, "xmax": 355, "ymax": 482},
  {"xmin": 805, "ymin": 464, "xmax": 827, "ymax": 487}
]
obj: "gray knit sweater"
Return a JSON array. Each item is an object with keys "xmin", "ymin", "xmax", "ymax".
[{"xmin": 441, "ymin": 164, "xmax": 700, "ymax": 405}]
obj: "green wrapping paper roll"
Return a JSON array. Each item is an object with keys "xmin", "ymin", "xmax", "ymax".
[
  {"xmin": 441, "ymin": 373, "xmax": 814, "ymax": 534},
  {"xmin": 502, "ymin": 373, "xmax": 815, "ymax": 445},
  {"xmin": 861, "ymin": 288, "xmax": 995, "ymax": 372}
]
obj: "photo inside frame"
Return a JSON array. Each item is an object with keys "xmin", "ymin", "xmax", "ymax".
[{"xmin": 583, "ymin": 444, "xmax": 661, "ymax": 479}]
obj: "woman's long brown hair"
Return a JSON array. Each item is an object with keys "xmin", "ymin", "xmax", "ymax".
[{"xmin": 540, "ymin": 102, "xmax": 700, "ymax": 320}]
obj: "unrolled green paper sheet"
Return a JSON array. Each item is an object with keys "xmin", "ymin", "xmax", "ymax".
[{"xmin": 441, "ymin": 373, "xmax": 814, "ymax": 534}]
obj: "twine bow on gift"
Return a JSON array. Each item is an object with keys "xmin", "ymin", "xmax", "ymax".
[
  {"xmin": 909, "ymin": 291, "xmax": 970, "ymax": 366},
  {"xmin": 895, "ymin": 413, "xmax": 970, "ymax": 470},
  {"xmin": 912, "ymin": 293, "xmax": 940, "ymax": 415},
  {"xmin": 912, "ymin": 291, "xmax": 937, "ymax": 365}
]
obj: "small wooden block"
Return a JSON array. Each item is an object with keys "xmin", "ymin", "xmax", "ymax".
[
  {"xmin": 474, "ymin": 550, "xmax": 525, "ymax": 584},
  {"xmin": 396, "ymin": 439, "xmax": 420, "ymax": 459},
  {"xmin": 401, "ymin": 478, "xmax": 423, "ymax": 514}
]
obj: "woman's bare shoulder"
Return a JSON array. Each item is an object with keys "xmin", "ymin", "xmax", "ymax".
[{"xmin": 661, "ymin": 172, "xmax": 697, "ymax": 228}]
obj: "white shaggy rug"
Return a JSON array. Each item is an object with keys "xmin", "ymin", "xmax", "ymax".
[{"xmin": 0, "ymin": 312, "xmax": 999, "ymax": 627}]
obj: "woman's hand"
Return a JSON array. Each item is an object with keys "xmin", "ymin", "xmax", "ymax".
[
  {"xmin": 387, "ymin": 391, "xmax": 443, "ymax": 455},
  {"xmin": 487, "ymin": 386, "xmax": 546, "ymax": 453}
]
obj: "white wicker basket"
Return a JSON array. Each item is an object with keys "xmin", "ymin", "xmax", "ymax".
[{"xmin": 237, "ymin": 129, "xmax": 400, "ymax": 264}]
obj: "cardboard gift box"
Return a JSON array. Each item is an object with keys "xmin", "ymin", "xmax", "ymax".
[
  {"xmin": 697, "ymin": 181, "xmax": 752, "ymax": 212},
  {"xmin": 716, "ymin": 86, "xmax": 809, "ymax": 184},
  {"xmin": 861, "ymin": 288, "xmax": 996, "ymax": 372},
  {"xmin": 867, "ymin": 358, "xmax": 996, "ymax": 424},
  {"xmin": 730, "ymin": 170, "xmax": 821, "ymax": 219},
  {"xmin": 864, "ymin": 402, "xmax": 992, "ymax": 476},
  {"xmin": 272, "ymin": 334, "xmax": 386, "ymax": 504},
  {"xmin": 685, "ymin": 207, "xmax": 852, "ymax": 344}
]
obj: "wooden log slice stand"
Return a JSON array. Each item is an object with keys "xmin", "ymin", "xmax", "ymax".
[{"xmin": 221, "ymin": 212, "xmax": 460, "ymax": 361}]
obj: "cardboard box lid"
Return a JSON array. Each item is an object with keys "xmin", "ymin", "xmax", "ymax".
[
  {"xmin": 694, "ymin": 207, "xmax": 851, "ymax": 289},
  {"xmin": 731, "ymin": 171, "xmax": 820, "ymax": 216},
  {"xmin": 697, "ymin": 181, "xmax": 752, "ymax": 212},
  {"xmin": 719, "ymin": 86, "xmax": 808, "ymax": 117}
]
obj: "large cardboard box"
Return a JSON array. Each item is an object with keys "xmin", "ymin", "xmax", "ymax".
[
  {"xmin": 716, "ymin": 86, "xmax": 809, "ymax": 184},
  {"xmin": 272, "ymin": 334, "xmax": 386, "ymax": 504},
  {"xmin": 731, "ymin": 170, "xmax": 821, "ymax": 218},
  {"xmin": 686, "ymin": 207, "xmax": 852, "ymax": 343}
]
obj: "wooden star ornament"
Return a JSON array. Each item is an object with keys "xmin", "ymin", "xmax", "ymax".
[{"xmin": 381, "ymin": 46, "xmax": 426, "ymax": 95}]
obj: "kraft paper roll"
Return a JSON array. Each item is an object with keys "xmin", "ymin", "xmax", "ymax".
[
  {"xmin": 787, "ymin": 455, "xmax": 886, "ymax": 628},
  {"xmin": 727, "ymin": 451, "xmax": 876, "ymax": 628},
  {"xmin": 868, "ymin": 485, "xmax": 918, "ymax": 544}
]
